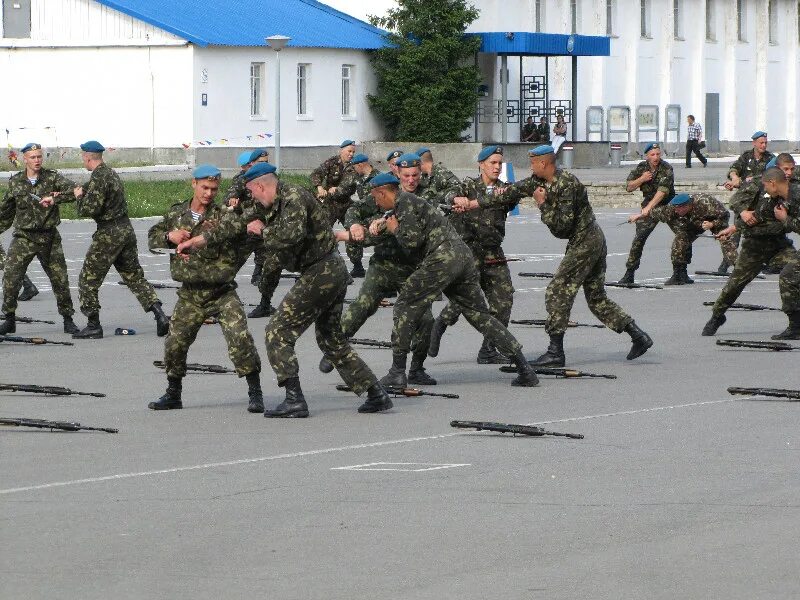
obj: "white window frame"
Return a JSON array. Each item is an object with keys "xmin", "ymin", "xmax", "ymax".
[
  {"xmin": 250, "ymin": 62, "xmax": 265, "ymax": 119},
  {"xmin": 606, "ymin": 0, "xmax": 618, "ymax": 37},
  {"xmin": 297, "ymin": 63, "xmax": 312, "ymax": 120},
  {"xmin": 640, "ymin": 0, "xmax": 652, "ymax": 39},
  {"xmin": 341, "ymin": 64, "xmax": 356, "ymax": 119},
  {"xmin": 768, "ymin": 0, "xmax": 779, "ymax": 45},
  {"xmin": 706, "ymin": 0, "xmax": 717, "ymax": 41},
  {"xmin": 737, "ymin": 0, "xmax": 747, "ymax": 42},
  {"xmin": 673, "ymin": 0, "xmax": 684, "ymax": 40}
]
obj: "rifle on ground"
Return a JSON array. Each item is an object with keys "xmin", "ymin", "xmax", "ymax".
[
  {"xmin": 451, "ymin": 420, "xmax": 584, "ymax": 439},
  {"xmin": 0, "ymin": 417, "xmax": 118, "ymax": 433},
  {"xmin": 695, "ymin": 271, "xmax": 764, "ymax": 279},
  {"xmin": 152, "ymin": 360, "xmax": 234, "ymax": 373},
  {"xmin": 498, "ymin": 365, "xmax": 617, "ymax": 379},
  {"xmin": 727, "ymin": 387, "xmax": 800, "ymax": 401},
  {"xmin": 519, "ymin": 272, "xmax": 555, "ymax": 279},
  {"xmin": 335, "ymin": 383, "xmax": 459, "ymax": 399},
  {"xmin": 348, "ymin": 338, "xmax": 392, "ymax": 349},
  {"xmin": 0, "ymin": 335, "xmax": 73, "ymax": 346},
  {"xmin": 281, "ymin": 273, "xmax": 301, "ymax": 280},
  {"xmin": 702, "ymin": 301, "xmax": 780, "ymax": 312},
  {"xmin": 15, "ymin": 316, "xmax": 56, "ymax": 325},
  {"xmin": 605, "ymin": 282, "xmax": 664, "ymax": 290},
  {"xmin": 716, "ymin": 339, "xmax": 796, "ymax": 351},
  {"xmin": 0, "ymin": 383, "xmax": 105, "ymax": 397},
  {"xmin": 485, "ymin": 257, "xmax": 522, "ymax": 266},
  {"xmin": 343, "ymin": 299, "xmax": 394, "ymax": 307},
  {"xmin": 118, "ymin": 280, "xmax": 179, "ymax": 290},
  {"xmin": 510, "ymin": 319, "xmax": 604, "ymax": 329}
]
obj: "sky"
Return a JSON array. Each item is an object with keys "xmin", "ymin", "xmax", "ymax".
[{"xmin": 322, "ymin": 0, "xmax": 397, "ymax": 24}]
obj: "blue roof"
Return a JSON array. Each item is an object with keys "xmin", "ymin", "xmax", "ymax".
[
  {"xmin": 96, "ymin": 0, "xmax": 389, "ymax": 49},
  {"xmin": 472, "ymin": 32, "xmax": 611, "ymax": 56}
]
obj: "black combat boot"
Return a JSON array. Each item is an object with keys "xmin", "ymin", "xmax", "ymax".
[
  {"xmin": 349, "ymin": 261, "xmax": 366, "ymax": 278},
  {"xmin": 264, "ymin": 376, "xmax": 309, "ymax": 418},
  {"xmin": 408, "ymin": 352, "xmax": 437, "ymax": 386},
  {"xmin": 72, "ymin": 313, "xmax": 103, "ymax": 339},
  {"xmin": 476, "ymin": 338, "xmax": 509, "ymax": 364},
  {"xmin": 245, "ymin": 371, "xmax": 264, "ymax": 413},
  {"xmin": 665, "ymin": 265, "xmax": 693, "ymax": 285},
  {"xmin": 715, "ymin": 258, "xmax": 730, "ymax": 275},
  {"xmin": 247, "ymin": 295, "xmax": 276, "ymax": 318},
  {"xmin": 63, "ymin": 315, "xmax": 79, "ymax": 335},
  {"xmin": 678, "ymin": 266, "xmax": 694, "ymax": 284},
  {"xmin": 149, "ymin": 302, "xmax": 170, "ymax": 337},
  {"xmin": 427, "ymin": 317, "xmax": 448, "ymax": 357},
  {"xmin": 511, "ymin": 349, "xmax": 539, "ymax": 387},
  {"xmin": 250, "ymin": 263, "xmax": 262, "ymax": 286},
  {"xmin": 617, "ymin": 268, "xmax": 636, "ymax": 285},
  {"xmin": 380, "ymin": 352, "xmax": 408, "ymax": 388},
  {"xmin": 0, "ymin": 313, "xmax": 16, "ymax": 335},
  {"xmin": 318, "ymin": 355, "xmax": 334, "ymax": 373},
  {"xmin": 772, "ymin": 312, "xmax": 800, "ymax": 340},
  {"xmin": 18, "ymin": 276, "xmax": 39, "ymax": 301},
  {"xmin": 624, "ymin": 321, "xmax": 653, "ymax": 360},
  {"xmin": 148, "ymin": 376, "xmax": 183, "ymax": 410},
  {"xmin": 531, "ymin": 333, "xmax": 565, "ymax": 367},
  {"xmin": 357, "ymin": 382, "xmax": 394, "ymax": 413},
  {"xmin": 701, "ymin": 313, "xmax": 726, "ymax": 336}
]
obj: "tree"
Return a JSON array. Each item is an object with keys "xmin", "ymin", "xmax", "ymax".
[{"xmin": 368, "ymin": 0, "xmax": 481, "ymax": 143}]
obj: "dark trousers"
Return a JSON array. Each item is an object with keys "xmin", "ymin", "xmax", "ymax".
[{"xmin": 685, "ymin": 140, "xmax": 707, "ymax": 167}]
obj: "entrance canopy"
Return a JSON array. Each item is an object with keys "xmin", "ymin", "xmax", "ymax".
[{"xmin": 472, "ymin": 32, "xmax": 611, "ymax": 57}]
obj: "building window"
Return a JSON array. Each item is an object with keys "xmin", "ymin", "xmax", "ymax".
[
  {"xmin": 606, "ymin": 0, "xmax": 617, "ymax": 36},
  {"xmin": 640, "ymin": 0, "xmax": 651, "ymax": 38},
  {"xmin": 570, "ymin": 0, "xmax": 579, "ymax": 33},
  {"xmin": 674, "ymin": 0, "xmax": 684, "ymax": 39},
  {"xmin": 2, "ymin": 0, "xmax": 31, "ymax": 38},
  {"xmin": 706, "ymin": 0, "xmax": 716, "ymax": 41},
  {"xmin": 250, "ymin": 62, "xmax": 264, "ymax": 117},
  {"xmin": 297, "ymin": 63, "xmax": 310, "ymax": 116},
  {"xmin": 534, "ymin": 0, "xmax": 543, "ymax": 32},
  {"xmin": 768, "ymin": 0, "xmax": 778, "ymax": 44},
  {"xmin": 341, "ymin": 65, "xmax": 354, "ymax": 117},
  {"xmin": 737, "ymin": 0, "xmax": 747, "ymax": 42},
  {"xmin": 798, "ymin": 0, "xmax": 800, "ymax": 44}
]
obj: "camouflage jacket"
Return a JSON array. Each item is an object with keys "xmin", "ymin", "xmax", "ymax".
[
  {"xmin": 732, "ymin": 184, "xmax": 797, "ymax": 240},
  {"xmin": 0, "ymin": 168, "xmax": 76, "ymax": 231},
  {"xmin": 77, "ymin": 162, "xmax": 129, "ymax": 223},
  {"xmin": 343, "ymin": 193, "xmax": 415, "ymax": 264},
  {"xmin": 310, "ymin": 155, "xmax": 352, "ymax": 190},
  {"xmin": 325, "ymin": 167, "xmax": 380, "ymax": 214},
  {"xmin": 784, "ymin": 182, "xmax": 800, "ymax": 234},
  {"xmin": 224, "ymin": 171, "xmax": 256, "ymax": 211},
  {"xmin": 730, "ymin": 167, "xmax": 800, "ymax": 214},
  {"xmin": 392, "ymin": 191, "xmax": 462, "ymax": 264},
  {"xmin": 449, "ymin": 176, "xmax": 518, "ymax": 257},
  {"xmin": 650, "ymin": 193, "xmax": 730, "ymax": 232},
  {"xmin": 205, "ymin": 182, "xmax": 335, "ymax": 273},
  {"xmin": 148, "ymin": 200, "xmax": 244, "ymax": 285},
  {"xmin": 626, "ymin": 160, "xmax": 675, "ymax": 207},
  {"xmin": 729, "ymin": 149, "xmax": 775, "ymax": 180},
  {"xmin": 418, "ymin": 163, "xmax": 460, "ymax": 206}
]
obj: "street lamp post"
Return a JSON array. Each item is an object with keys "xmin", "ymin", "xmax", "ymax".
[{"xmin": 265, "ymin": 35, "xmax": 291, "ymax": 171}]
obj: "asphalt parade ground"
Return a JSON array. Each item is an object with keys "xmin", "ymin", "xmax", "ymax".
[{"xmin": 1, "ymin": 208, "xmax": 798, "ymax": 600}]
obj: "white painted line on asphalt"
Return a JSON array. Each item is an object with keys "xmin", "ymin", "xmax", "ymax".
[
  {"xmin": 0, "ymin": 397, "xmax": 744, "ymax": 496},
  {"xmin": 332, "ymin": 462, "xmax": 470, "ymax": 472}
]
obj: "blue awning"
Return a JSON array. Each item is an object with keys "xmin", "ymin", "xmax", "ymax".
[{"xmin": 471, "ymin": 32, "xmax": 611, "ymax": 57}]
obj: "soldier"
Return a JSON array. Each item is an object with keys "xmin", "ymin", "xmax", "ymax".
[
  {"xmin": 429, "ymin": 145, "xmax": 519, "ymax": 364},
  {"xmin": 521, "ymin": 116, "xmax": 536, "ymax": 142},
  {"xmin": 385, "ymin": 149, "xmax": 403, "ymax": 176},
  {"xmin": 311, "ymin": 139, "xmax": 356, "ymax": 200},
  {"xmin": 773, "ymin": 171, "xmax": 800, "ymax": 339},
  {"xmin": 366, "ymin": 172, "xmax": 539, "ymax": 388},
  {"xmin": 618, "ymin": 143, "xmax": 676, "ymax": 284},
  {"xmin": 70, "ymin": 140, "xmax": 169, "ymax": 339},
  {"xmin": 502, "ymin": 145, "xmax": 653, "ymax": 367},
  {"xmin": 146, "ymin": 165, "xmax": 263, "ymax": 412},
  {"xmin": 724, "ymin": 131, "xmax": 774, "ymax": 191},
  {"xmin": 703, "ymin": 167, "xmax": 800, "ymax": 339},
  {"xmin": 0, "ymin": 143, "xmax": 80, "ymax": 335},
  {"xmin": 0, "ymin": 178, "xmax": 38, "ymax": 304},
  {"xmin": 628, "ymin": 193, "xmax": 736, "ymax": 285},
  {"xmin": 416, "ymin": 147, "xmax": 460, "ymax": 206},
  {"xmin": 534, "ymin": 117, "xmax": 550, "ymax": 143},
  {"xmin": 177, "ymin": 162, "xmax": 392, "ymax": 418}
]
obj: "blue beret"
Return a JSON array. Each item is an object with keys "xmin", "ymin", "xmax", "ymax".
[
  {"xmin": 415, "ymin": 147, "xmax": 431, "ymax": 157},
  {"xmin": 21, "ymin": 143, "xmax": 42, "ymax": 153},
  {"xmin": 351, "ymin": 153, "xmax": 369, "ymax": 165},
  {"xmin": 237, "ymin": 151, "xmax": 253, "ymax": 167},
  {"xmin": 369, "ymin": 172, "xmax": 400, "ymax": 188},
  {"xmin": 670, "ymin": 193, "xmax": 692, "ymax": 206},
  {"xmin": 243, "ymin": 162, "xmax": 277, "ymax": 182},
  {"xmin": 478, "ymin": 145, "xmax": 503, "ymax": 162},
  {"xmin": 340, "ymin": 139, "xmax": 356, "ymax": 148},
  {"xmin": 386, "ymin": 149, "xmax": 403, "ymax": 162},
  {"xmin": 248, "ymin": 148, "xmax": 269, "ymax": 163},
  {"xmin": 765, "ymin": 157, "xmax": 778, "ymax": 170},
  {"xmin": 80, "ymin": 140, "xmax": 105, "ymax": 153},
  {"xmin": 751, "ymin": 131, "xmax": 767, "ymax": 140},
  {"xmin": 529, "ymin": 145, "xmax": 554, "ymax": 156},
  {"xmin": 192, "ymin": 164, "xmax": 221, "ymax": 180},
  {"xmin": 643, "ymin": 142, "xmax": 661, "ymax": 154},
  {"xmin": 396, "ymin": 153, "xmax": 421, "ymax": 168}
]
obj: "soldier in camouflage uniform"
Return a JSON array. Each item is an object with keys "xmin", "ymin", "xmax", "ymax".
[
  {"xmin": 724, "ymin": 131, "xmax": 774, "ymax": 191},
  {"xmin": 416, "ymin": 147, "xmax": 461, "ymax": 207},
  {"xmin": 385, "ymin": 149, "xmax": 403, "ymax": 176},
  {"xmin": 0, "ymin": 143, "xmax": 79, "ymax": 335},
  {"xmin": 428, "ymin": 145, "xmax": 518, "ymax": 364},
  {"xmin": 628, "ymin": 192, "xmax": 737, "ymax": 285},
  {"xmin": 71, "ymin": 141, "xmax": 169, "ymax": 339},
  {"xmin": 618, "ymin": 143, "xmax": 676, "ymax": 283},
  {"xmin": 0, "ymin": 195, "xmax": 39, "ymax": 303},
  {"xmin": 703, "ymin": 167, "xmax": 800, "ymax": 339},
  {"xmin": 367, "ymin": 172, "xmax": 539, "ymax": 388},
  {"xmin": 178, "ymin": 162, "xmax": 392, "ymax": 418},
  {"xmin": 500, "ymin": 145, "xmax": 653, "ymax": 367},
  {"xmin": 146, "ymin": 165, "xmax": 263, "ymax": 412}
]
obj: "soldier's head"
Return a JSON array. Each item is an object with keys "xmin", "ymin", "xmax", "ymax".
[
  {"xmin": 79, "ymin": 140, "xmax": 105, "ymax": 171},
  {"xmin": 762, "ymin": 167, "xmax": 787, "ymax": 197},
  {"xmin": 395, "ymin": 153, "xmax": 422, "ymax": 193},
  {"xmin": 751, "ymin": 131, "xmax": 768, "ymax": 154},
  {"xmin": 243, "ymin": 162, "xmax": 279, "ymax": 207},
  {"xmin": 351, "ymin": 153, "xmax": 372, "ymax": 176},
  {"xmin": 416, "ymin": 148, "xmax": 434, "ymax": 175},
  {"xmin": 237, "ymin": 151, "xmax": 253, "ymax": 172},
  {"xmin": 775, "ymin": 153, "xmax": 796, "ymax": 179},
  {"xmin": 386, "ymin": 150, "xmax": 403, "ymax": 176},
  {"xmin": 644, "ymin": 143, "xmax": 661, "ymax": 168},
  {"xmin": 339, "ymin": 140, "xmax": 356, "ymax": 163},
  {"xmin": 369, "ymin": 173, "xmax": 401, "ymax": 211},
  {"xmin": 20, "ymin": 143, "xmax": 44, "ymax": 175},
  {"xmin": 528, "ymin": 145, "xmax": 556, "ymax": 179},
  {"xmin": 478, "ymin": 145, "xmax": 503, "ymax": 183},
  {"xmin": 669, "ymin": 193, "xmax": 693, "ymax": 217},
  {"xmin": 687, "ymin": 115, "xmax": 695, "ymax": 124},
  {"xmin": 248, "ymin": 148, "xmax": 270, "ymax": 166},
  {"xmin": 191, "ymin": 165, "xmax": 221, "ymax": 207}
]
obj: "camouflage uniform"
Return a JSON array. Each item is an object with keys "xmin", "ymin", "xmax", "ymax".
[
  {"xmin": 148, "ymin": 200, "xmax": 260, "ymax": 379},
  {"xmin": 204, "ymin": 182, "xmax": 378, "ymax": 394},
  {"xmin": 0, "ymin": 169, "xmax": 77, "ymax": 316},
  {"xmin": 504, "ymin": 171, "xmax": 634, "ymax": 335},
  {"xmin": 649, "ymin": 193, "xmax": 738, "ymax": 267},
  {"xmin": 623, "ymin": 160, "xmax": 676, "ymax": 270},
  {"xmin": 729, "ymin": 149, "xmax": 775, "ymax": 182},
  {"xmin": 75, "ymin": 162, "xmax": 158, "ymax": 316},
  {"xmin": 418, "ymin": 163, "xmax": 460, "ymax": 206},
  {"xmin": 323, "ymin": 166, "xmax": 380, "ymax": 267},
  {"xmin": 310, "ymin": 155, "xmax": 352, "ymax": 195}
]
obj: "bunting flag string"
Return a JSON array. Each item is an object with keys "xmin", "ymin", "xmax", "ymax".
[{"xmin": 182, "ymin": 132, "xmax": 273, "ymax": 149}]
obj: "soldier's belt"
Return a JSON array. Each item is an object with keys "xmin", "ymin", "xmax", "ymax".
[{"xmin": 96, "ymin": 216, "xmax": 131, "ymax": 229}]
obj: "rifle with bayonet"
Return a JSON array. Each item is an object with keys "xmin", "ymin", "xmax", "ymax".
[
  {"xmin": 0, "ymin": 417, "xmax": 118, "ymax": 433},
  {"xmin": 605, "ymin": 281, "xmax": 664, "ymax": 290},
  {"xmin": 511, "ymin": 318, "xmax": 604, "ymax": 329},
  {"xmin": 281, "ymin": 273, "xmax": 301, "ymax": 280},
  {"xmin": 335, "ymin": 383, "xmax": 459, "ymax": 399},
  {"xmin": 702, "ymin": 301, "xmax": 780, "ymax": 312},
  {"xmin": 451, "ymin": 420, "xmax": 584, "ymax": 439},
  {"xmin": 484, "ymin": 257, "xmax": 523, "ymax": 266},
  {"xmin": 118, "ymin": 280, "xmax": 179, "ymax": 290},
  {"xmin": 0, "ymin": 335, "xmax": 73, "ymax": 346},
  {"xmin": 519, "ymin": 272, "xmax": 555, "ymax": 279},
  {"xmin": 152, "ymin": 360, "xmax": 235, "ymax": 373},
  {"xmin": 0, "ymin": 383, "xmax": 105, "ymax": 397},
  {"xmin": 498, "ymin": 365, "xmax": 617, "ymax": 379},
  {"xmin": 727, "ymin": 387, "xmax": 800, "ymax": 401},
  {"xmin": 348, "ymin": 338, "xmax": 392, "ymax": 349},
  {"xmin": 695, "ymin": 271, "xmax": 764, "ymax": 279},
  {"xmin": 15, "ymin": 316, "xmax": 56, "ymax": 325},
  {"xmin": 716, "ymin": 339, "xmax": 796, "ymax": 351}
]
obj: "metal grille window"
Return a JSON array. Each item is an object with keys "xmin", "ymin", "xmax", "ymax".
[
  {"xmin": 250, "ymin": 62, "xmax": 264, "ymax": 117},
  {"xmin": 341, "ymin": 65, "xmax": 354, "ymax": 117},
  {"xmin": 737, "ymin": 0, "xmax": 746, "ymax": 42},
  {"xmin": 297, "ymin": 64, "xmax": 310, "ymax": 116},
  {"xmin": 640, "ymin": 0, "xmax": 651, "ymax": 38},
  {"xmin": 768, "ymin": 0, "xmax": 778, "ymax": 44},
  {"xmin": 706, "ymin": 0, "xmax": 716, "ymax": 41}
]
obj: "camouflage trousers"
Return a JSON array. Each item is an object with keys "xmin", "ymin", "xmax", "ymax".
[
  {"xmin": 342, "ymin": 257, "xmax": 433, "ymax": 365},
  {"xmin": 712, "ymin": 237, "xmax": 800, "ymax": 316},
  {"xmin": 265, "ymin": 253, "xmax": 377, "ymax": 394},
  {"xmin": 257, "ymin": 260, "xmax": 283, "ymax": 301},
  {"xmin": 164, "ymin": 283, "xmax": 260, "ymax": 379},
  {"xmin": 671, "ymin": 225, "xmax": 738, "ymax": 267},
  {"xmin": 78, "ymin": 222, "xmax": 158, "ymax": 316},
  {"xmin": 624, "ymin": 214, "xmax": 678, "ymax": 270},
  {"xmin": 0, "ymin": 242, "xmax": 5, "ymax": 270},
  {"xmin": 394, "ymin": 240, "xmax": 523, "ymax": 357},
  {"xmin": 326, "ymin": 202, "xmax": 363, "ymax": 265},
  {"xmin": 546, "ymin": 224, "xmax": 633, "ymax": 336},
  {"xmin": 1, "ymin": 230, "xmax": 74, "ymax": 316}
]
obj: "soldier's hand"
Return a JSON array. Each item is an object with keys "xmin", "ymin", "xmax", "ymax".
[
  {"xmin": 453, "ymin": 196, "xmax": 470, "ymax": 211},
  {"xmin": 385, "ymin": 215, "xmax": 399, "ymax": 234},
  {"xmin": 317, "ymin": 186, "xmax": 328, "ymax": 198},
  {"xmin": 246, "ymin": 220, "xmax": 266, "ymax": 236},
  {"xmin": 628, "ymin": 213, "xmax": 642, "ymax": 223},
  {"xmin": 39, "ymin": 196, "xmax": 55, "ymax": 208},
  {"xmin": 349, "ymin": 224, "xmax": 366, "ymax": 241},
  {"xmin": 369, "ymin": 218, "xmax": 386, "ymax": 236},
  {"xmin": 774, "ymin": 204, "xmax": 789, "ymax": 222},
  {"xmin": 715, "ymin": 225, "xmax": 736, "ymax": 240},
  {"xmin": 175, "ymin": 239, "xmax": 193, "ymax": 259},
  {"xmin": 74, "ymin": 186, "xmax": 83, "ymax": 198},
  {"xmin": 640, "ymin": 171, "xmax": 654, "ymax": 183},
  {"xmin": 227, "ymin": 198, "xmax": 240, "ymax": 209},
  {"xmin": 641, "ymin": 206, "xmax": 652, "ymax": 218},
  {"xmin": 533, "ymin": 186, "xmax": 547, "ymax": 207},
  {"xmin": 334, "ymin": 230, "xmax": 350, "ymax": 242},
  {"xmin": 328, "ymin": 187, "xmax": 338, "ymax": 195},
  {"xmin": 740, "ymin": 210, "xmax": 757, "ymax": 226},
  {"xmin": 168, "ymin": 229, "xmax": 191, "ymax": 245}
]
